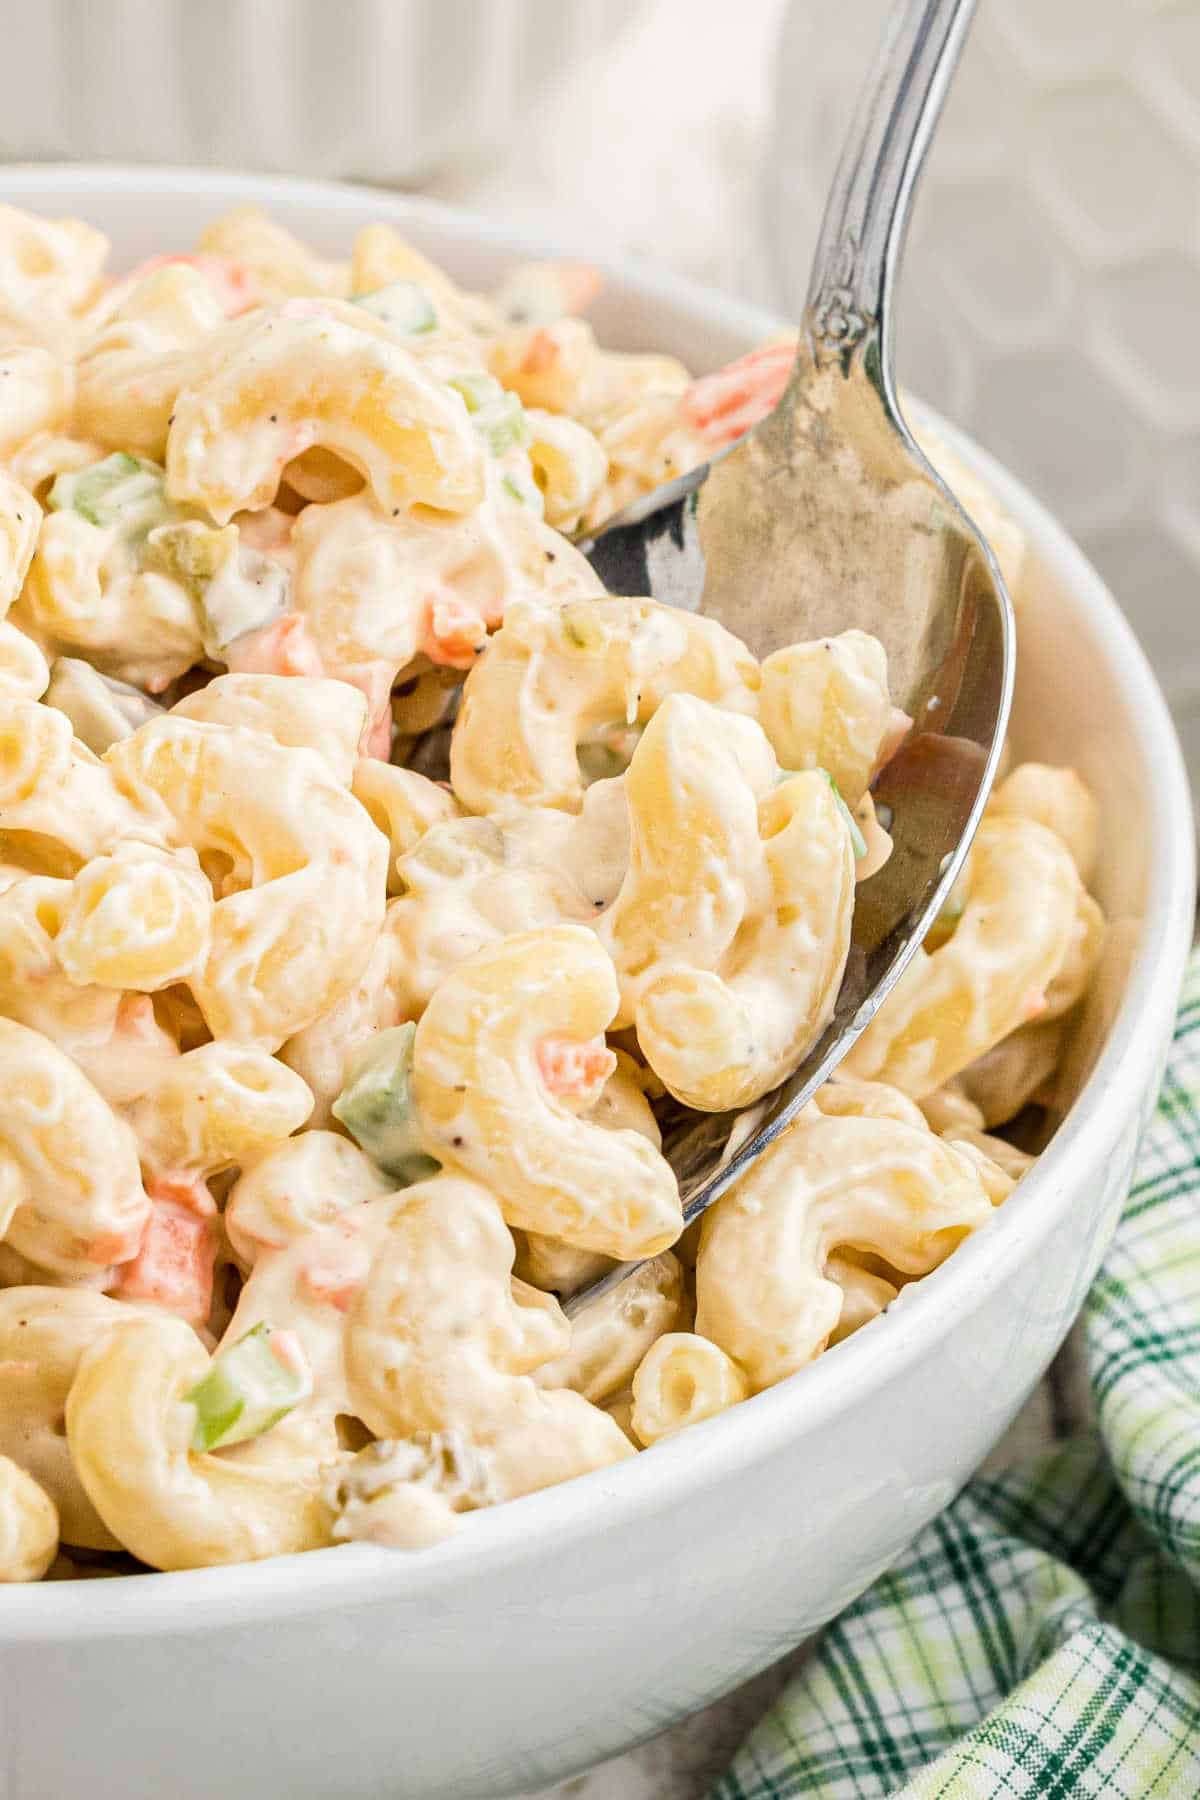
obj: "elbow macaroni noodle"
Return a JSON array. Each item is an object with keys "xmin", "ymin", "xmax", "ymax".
[
  {"xmin": 165, "ymin": 302, "xmax": 487, "ymax": 525},
  {"xmin": 0, "ymin": 204, "xmax": 1106, "ymax": 1573},
  {"xmin": 411, "ymin": 926, "xmax": 683, "ymax": 1260},
  {"xmin": 450, "ymin": 594, "xmax": 759, "ymax": 815},
  {"xmin": 0, "ymin": 1454, "xmax": 59, "ymax": 1582},
  {"xmin": 0, "ymin": 1017, "xmax": 151, "ymax": 1279},
  {"xmin": 602, "ymin": 695, "xmax": 854, "ymax": 1109},
  {"xmin": 630, "ymin": 1333, "xmax": 750, "ymax": 1446},
  {"xmin": 67, "ymin": 1315, "xmax": 333, "ymax": 1570},
  {"xmin": 105, "ymin": 714, "xmax": 388, "ymax": 1047},
  {"xmin": 0, "ymin": 471, "xmax": 39, "ymax": 613},
  {"xmin": 842, "ymin": 816, "xmax": 1101, "ymax": 1097},
  {"xmin": 695, "ymin": 1111, "xmax": 995, "ymax": 1391},
  {"xmin": 343, "ymin": 1176, "xmax": 634, "ymax": 1510}
]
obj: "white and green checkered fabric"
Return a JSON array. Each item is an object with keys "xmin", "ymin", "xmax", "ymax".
[{"xmin": 713, "ymin": 951, "xmax": 1200, "ymax": 1800}]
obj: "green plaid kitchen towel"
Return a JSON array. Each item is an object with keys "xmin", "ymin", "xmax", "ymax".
[{"xmin": 713, "ymin": 950, "xmax": 1200, "ymax": 1800}]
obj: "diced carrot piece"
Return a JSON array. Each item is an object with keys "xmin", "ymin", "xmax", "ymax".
[
  {"xmin": 147, "ymin": 1173, "xmax": 217, "ymax": 1219},
  {"xmin": 298, "ymin": 1228, "xmax": 370, "ymax": 1312},
  {"xmin": 225, "ymin": 612, "xmax": 326, "ymax": 679},
  {"xmin": 679, "ymin": 341, "xmax": 796, "ymax": 450},
  {"xmin": 536, "ymin": 1034, "xmax": 617, "ymax": 1102},
  {"xmin": 520, "ymin": 329, "xmax": 559, "ymax": 376},
  {"xmin": 421, "ymin": 594, "xmax": 487, "ymax": 670},
  {"xmin": 111, "ymin": 1199, "xmax": 217, "ymax": 1325},
  {"xmin": 126, "ymin": 253, "xmax": 260, "ymax": 317},
  {"xmin": 85, "ymin": 1222, "xmax": 147, "ymax": 1267}
]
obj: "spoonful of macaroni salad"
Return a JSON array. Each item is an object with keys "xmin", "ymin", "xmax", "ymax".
[{"xmin": 567, "ymin": 0, "xmax": 1015, "ymax": 1310}]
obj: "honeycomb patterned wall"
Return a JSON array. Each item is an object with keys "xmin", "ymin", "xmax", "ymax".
[{"xmin": 768, "ymin": 0, "xmax": 1200, "ymax": 818}]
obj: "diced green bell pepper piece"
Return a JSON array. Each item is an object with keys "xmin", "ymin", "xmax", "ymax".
[
  {"xmin": 500, "ymin": 472, "xmax": 532, "ymax": 504},
  {"xmin": 332, "ymin": 1022, "xmax": 440, "ymax": 1185},
  {"xmin": 48, "ymin": 453, "xmax": 169, "ymax": 536},
  {"xmin": 560, "ymin": 601, "xmax": 608, "ymax": 653},
  {"xmin": 144, "ymin": 521, "xmax": 289, "ymax": 655},
  {"xmin": 448, "ymin": 370, "xmax": 498, "ymax": 412},
  {"xmin": 354, "ymin": 280, "xmax": 437, "ymax": 335},
  {"xmin": 187, "ymin": 1322, "xmax": 312, "ymax": 1453},
  {"xmin": 142, "ymin": 520, "xmax": 238, "ymax": 597},
  {"xmin": 577, "ymin": 718, "xmax": 642, "ymax": 783},
  {"xmin": 448, "ymin": 372, "xmax": 530, "ymax": 458}
]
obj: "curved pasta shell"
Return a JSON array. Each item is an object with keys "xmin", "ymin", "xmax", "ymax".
[{"xmin": 166, "ymin": 302, "xmax": 485, "ymax": 524}]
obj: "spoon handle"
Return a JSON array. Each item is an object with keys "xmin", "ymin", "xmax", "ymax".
[{"xmin": 803, "ymin": 0, "xmax": 975, "ymax": 377}]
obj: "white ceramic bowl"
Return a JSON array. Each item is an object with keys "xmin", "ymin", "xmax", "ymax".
[{"xmin": 0, "ymin": 166, "xmax": 1193, "ymax": 1800}]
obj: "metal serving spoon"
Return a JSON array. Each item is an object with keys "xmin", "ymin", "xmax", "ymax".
[{"xmin": 566, "ymin": 0, "xmax": 1013, "ymax": 1313}]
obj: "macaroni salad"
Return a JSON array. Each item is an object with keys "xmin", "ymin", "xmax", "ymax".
[{"xmin": 0, "ymin": 205, "xmax": 1104, "ymax": 1578}]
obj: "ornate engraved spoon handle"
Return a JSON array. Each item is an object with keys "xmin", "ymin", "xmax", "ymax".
[{"xmin": 802, "ymin": 0, "xmax": 976, "ymax": 373}]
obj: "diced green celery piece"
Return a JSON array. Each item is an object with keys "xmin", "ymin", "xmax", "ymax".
[
  {"xmin": 143, "ymin": 520, "xmax": 238, "ymax": 598},
  {"xmin": 560, "ymin": 601, "xmax": 607, "ymax": 653},
  {"xmin": 448, "ymin": 372, "xmax": 495, "ymax": 414},
  {"xmin": 186, "ymin": 1322, "xmax": 312, "ymax": 1453},
  {"xmin": 501, "ymin": 473, "xmax": 528, "ymax": 503},
  {"xmin": 48, "ymin": 453, "xmax": 168, "ymax": 536},
  {"xmin": 449, "ymin": 373, "xmax": 530, "ymax": 458},
  {"xmin": 479, "ymin": 391, "xmax": 528, "ymax": 457},
  {"xmin": 332, "ymin": 1022, "xmax": 439, "ymax": 1184},
  {"xmin": 354, "ymin": 281, "xmax": 437, "ymax": 335},
  {"xmin": 489, "ymin": 399, "xmax": 528, "ymax": 457},
  {"xmin": 577, "ymin": 719, "xmax": 642, "ymax": 784},
  {"xmin": 143, "ymin": 521, "xmax": 289, "ymax": 655},
  {"xmin": 817, "ymin": 769, "xmax": 868, "ymax": 859}
]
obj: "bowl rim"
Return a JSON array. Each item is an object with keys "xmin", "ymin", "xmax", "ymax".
[
  {"xmin": 1, "ymin": 163, "xmax": 1194, "ymax": 1640},
  {"xmin": 1, "ymin": 158, "xmax": 782, "ymax": 347}
]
